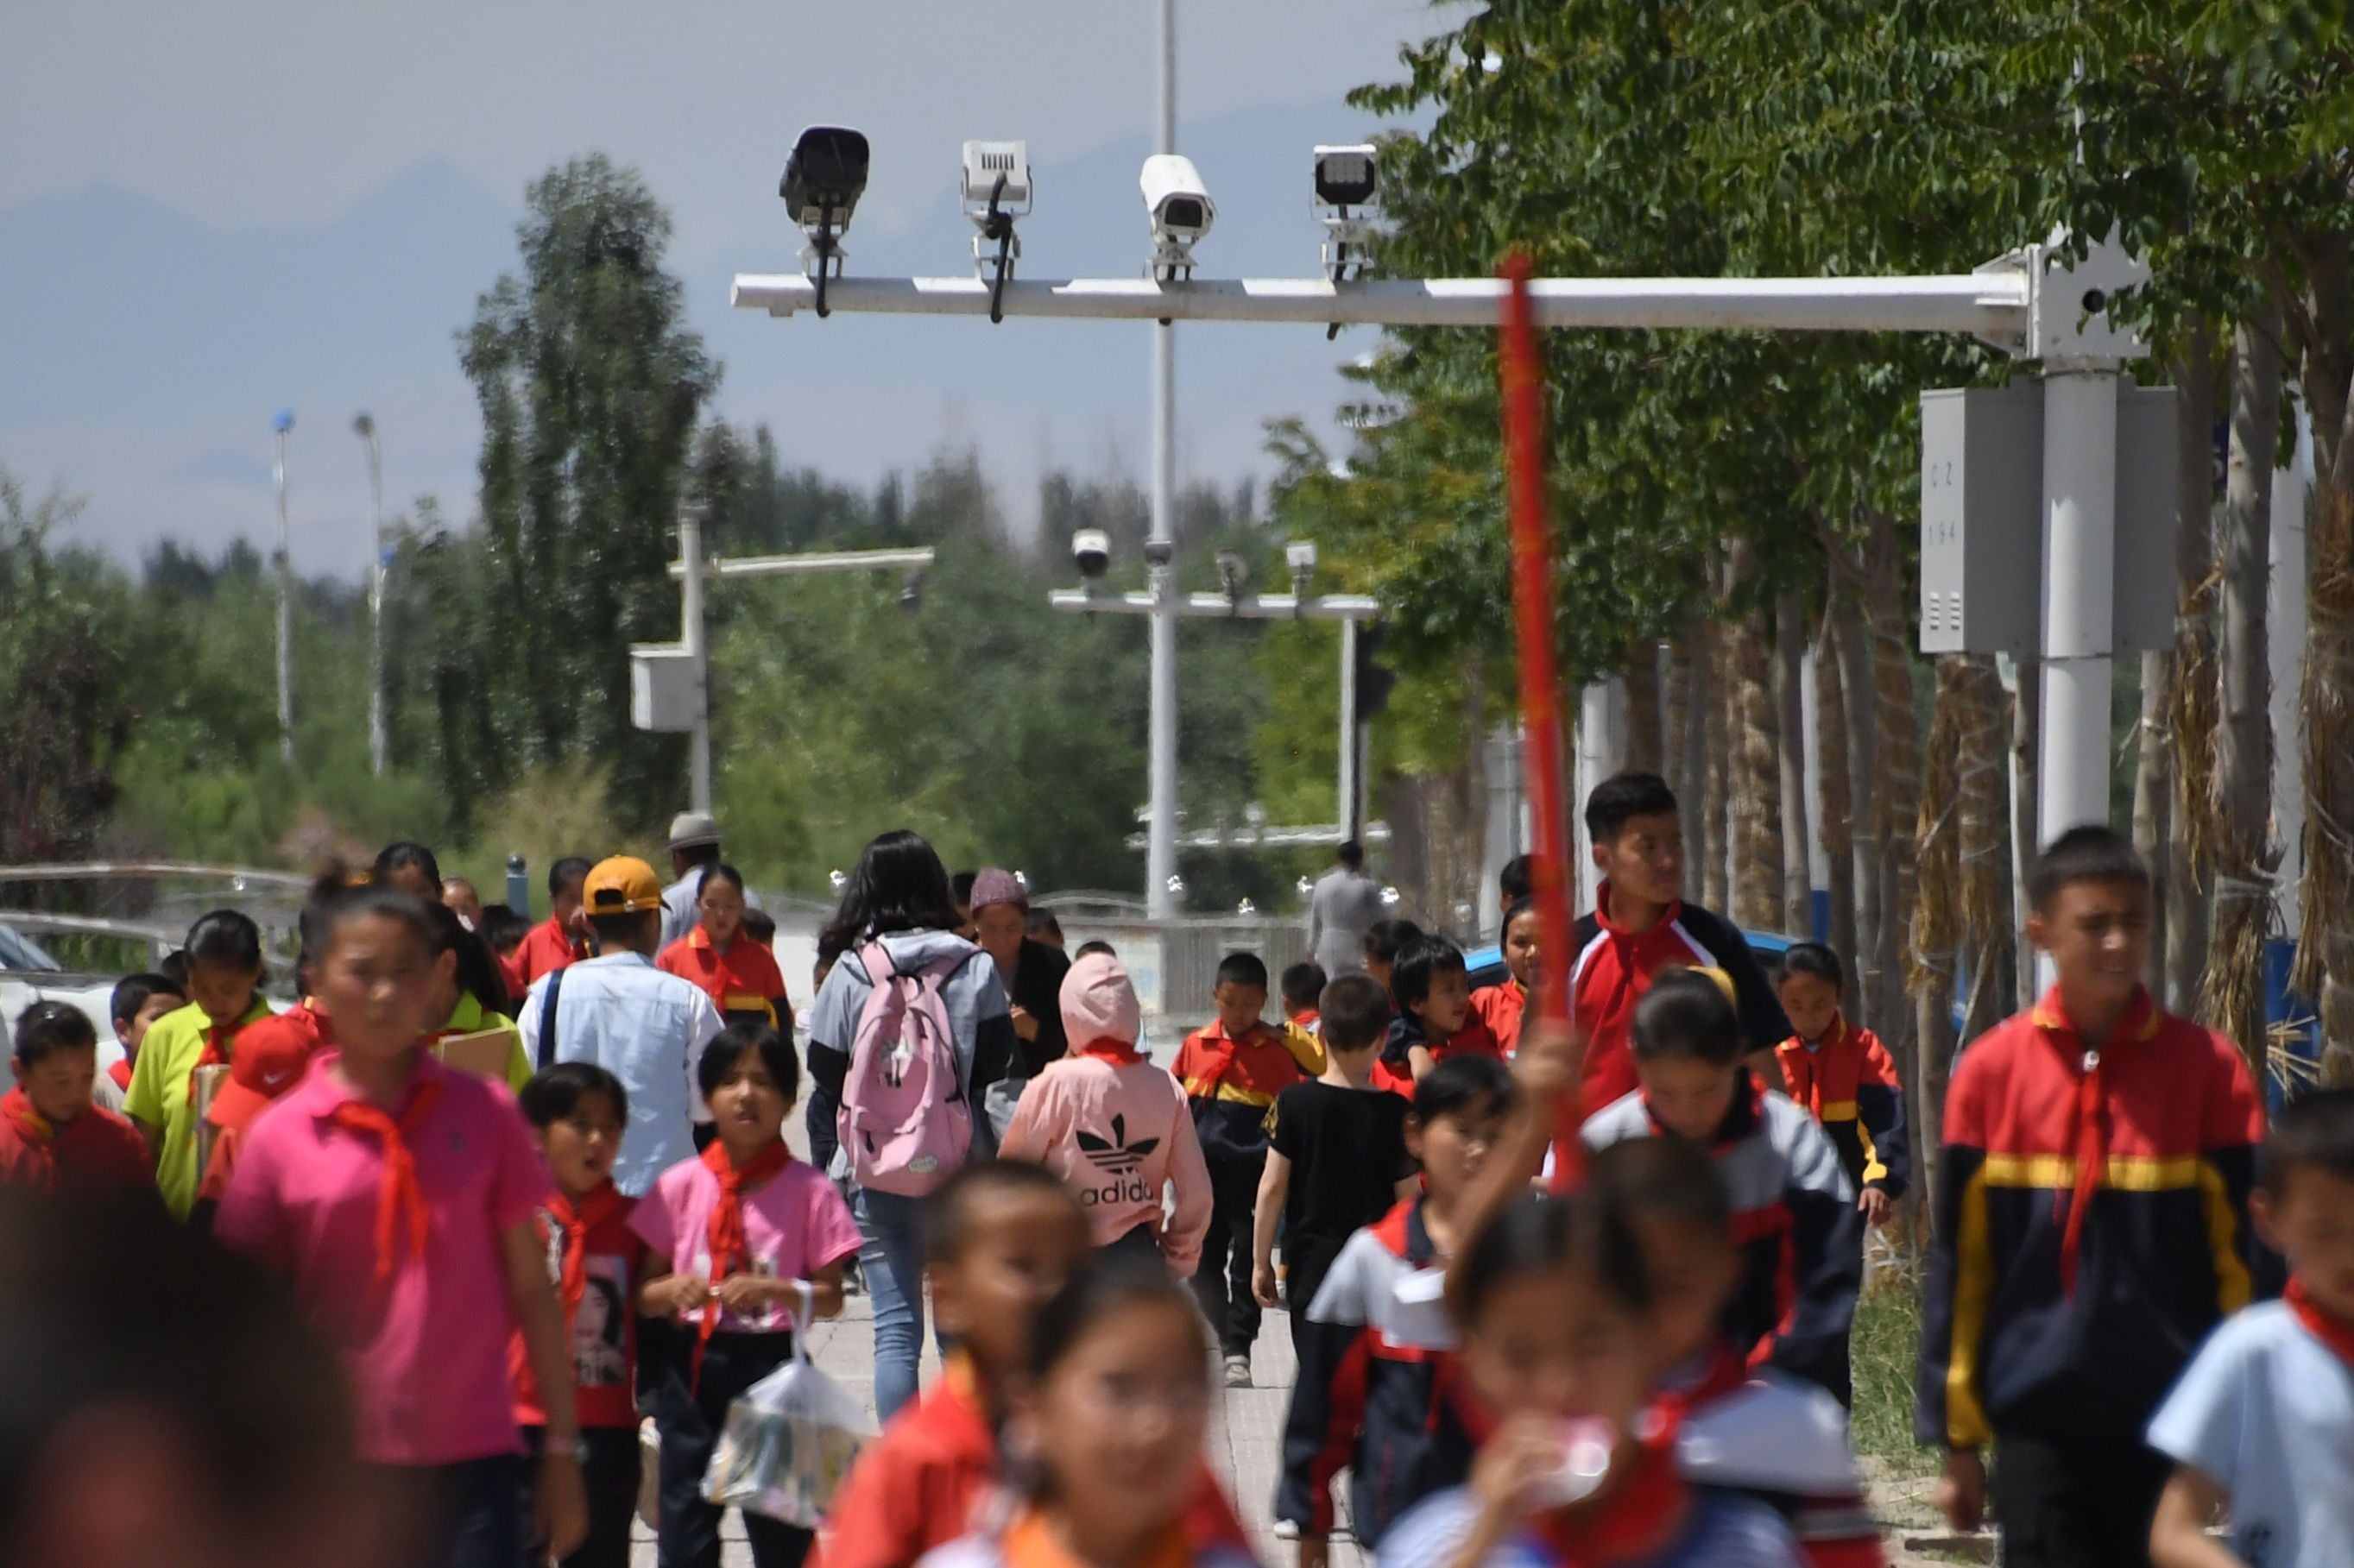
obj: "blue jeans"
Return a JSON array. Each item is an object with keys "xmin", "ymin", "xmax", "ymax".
[{"xmin": 854, "ymin": 1185, "xmax": 944, "ymax": 1420}]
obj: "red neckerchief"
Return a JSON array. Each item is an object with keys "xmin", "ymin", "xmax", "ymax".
[
  {"xmin": 2031, "ymin": 986, "xmax": 2160, "ymax": 1297},
  {"xmin": 696, "ymin": 1137, "xmax": 795, "ymax": 1389},
  {"xmin": 188, "ymin": 1004, "xmax": 262, "ymax": 1096},
  {"xmin": 549, "ymin": 1181, "xmax": 627, "ymax": 1334},
  {"xmin": 998, "ymin": 1508, "xmax": 1191, "ymax": 1568},
  {"xmin": 1077, "ymin": 1036, "xmax": 1145, "ymax": 1066},
  {"xmin": 1184, "ymin": 1021, "xmax": 1259, "ymax": 1097},
  {"xmin": 327, "ymin": 1077, "xmax": 446, "ymax": 1282},
  {"xmin": 2287, "ymin": 1276, "xmax": 2354, "ymax": 1370},
  {"xmin": 1289, "ymin": 1008, "xmax": 1319, "ymax": 1030},
  {"xmin": 2, "ymin": 1087, "xmax": 58, "ymax": 1187},
  {"xmin": 1528, "ymin": 1414, "xmax": 1689, "ymax": 1567}
]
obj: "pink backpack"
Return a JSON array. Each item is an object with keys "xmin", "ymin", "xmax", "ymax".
[{"xmin": 836, "ymin": 941, "xmax": 974, "ymax": 1196}]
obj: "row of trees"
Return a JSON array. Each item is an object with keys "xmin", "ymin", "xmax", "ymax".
[{"xmin": 1255, "ymin": 3, "xmax": 2354, "ymax": 1172}]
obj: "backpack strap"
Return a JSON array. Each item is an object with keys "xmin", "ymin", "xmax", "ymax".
[{"xmin": 536, "ymin": 965, "xmax": 566, "ymax": 1071}]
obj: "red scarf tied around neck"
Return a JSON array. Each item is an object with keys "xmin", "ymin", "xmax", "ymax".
[
  {"xmin": 1528, "ymin": 1413, "xmax": 1688, "ymax": 1568},
  {"xmin": 2, "ymin": 1087, "xmax": 58, "ymax": 1188},
  {"xmin": 549, "ymin": 1181, "xmax": 626, "ymax": 1333},
  {"xmin": 327, "ymin": 1080, "xmax": 445, "ymax": 1283},
  {"xmin": 694, "ymin": 1138, "xmax": 794, "ymax": 1390},
  {"xmin": 2288, "ymin": 1275, "xmax": 2354, "ymax": 1370}
]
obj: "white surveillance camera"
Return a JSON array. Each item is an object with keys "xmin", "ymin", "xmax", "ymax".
[
  {"xmin": 1284, "ymin": 539, "xmax": 1318, "ymax": 574},
  {"xmin": 1215, "ymin": 548, "xmax": 1249, "ymax": 600},
  {"xmin": 1140, "ymin": 154, "xmax": 1215, "ymax": 279},
  {"xmin": 962, "ymin": 140, "xmax": 1032, "ymax": 320},
  {"xmin": 962, "ymin": 140, "xmax": 1032, "ymax": 214},
  {"xmin": 1313, "ymin": 143, "xmax": 1383, "ymax": 286},
  {"xmin": 1072, "ymin": 528, "xmax": 1111, "ymax": 581}
]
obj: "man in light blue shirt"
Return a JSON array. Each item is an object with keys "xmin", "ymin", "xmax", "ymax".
[{"xmin": 519, "ymin": 854, "xmax": 724, "ymax": 1197}]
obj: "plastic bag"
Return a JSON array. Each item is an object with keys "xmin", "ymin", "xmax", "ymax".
[{"xmin": 702, "ymin": 1319, "xmax": 872, "ymax": 1528}]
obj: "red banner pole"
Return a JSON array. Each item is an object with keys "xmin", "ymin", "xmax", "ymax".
[{"xmin": 1496, "ymin": 254, "xmax": 1583, "ymax": 1181}]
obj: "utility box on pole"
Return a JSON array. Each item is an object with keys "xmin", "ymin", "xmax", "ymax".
[
  {"xmin": 1918, "ymin": 380, "xmax": 2177, "ymax": 656},
  {"xmin": 629, "ymin": 644, "xmax": 697, "ymax": 733}
]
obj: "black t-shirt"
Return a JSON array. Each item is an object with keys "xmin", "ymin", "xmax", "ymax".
[
  {"xmin": 1270, "ymin": 1080, "xmax": 1417, "ymax": 1269},
  {"xmin": 1008, "ymin": 937, "xmax": 1072, "ymax": 1079}
]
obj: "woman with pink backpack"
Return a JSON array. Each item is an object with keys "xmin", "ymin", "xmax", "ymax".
[{"xmin": 804, "ymin": 829, "xmax": 1016, "ymax": 1420}]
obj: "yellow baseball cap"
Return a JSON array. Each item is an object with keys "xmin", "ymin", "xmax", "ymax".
[{"xmin": 583, "ymin": 855, "xmax": 665, "ymax": 916}]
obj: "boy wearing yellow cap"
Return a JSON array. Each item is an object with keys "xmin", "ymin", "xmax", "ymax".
[{"xmin": 518, "ymin": 856, "xmax": 728, "ymax": 1199}]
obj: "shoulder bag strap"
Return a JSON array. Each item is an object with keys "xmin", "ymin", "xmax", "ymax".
[{"xmin": 537, "ymin": 965, "xmax": 566, "ymax": 1071}]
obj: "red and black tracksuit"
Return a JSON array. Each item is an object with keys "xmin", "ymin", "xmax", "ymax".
[
  {"xmin": 1175, "ymin": 1019, "xmax": 1317, "ymax": 1356},
  {"xmin": 1568, "ymin": 884, "xmax": 1790, "ymax": 1115},
  {"xmin": 1277, "ymin": 1197, "xmax": 1480, "ymax": 1550},
  {"xmin": 1917, "ymin": 987, "xmax": 2270, "ymax": 1565},
  {"xmin": 1772, "ymin": 1017, "xmax": 1909, "ymax": 1200}
]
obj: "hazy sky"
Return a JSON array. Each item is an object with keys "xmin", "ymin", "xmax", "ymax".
[{"xmin": 2, "ymin": 1, "xmax": 1467, "ymax": 568}]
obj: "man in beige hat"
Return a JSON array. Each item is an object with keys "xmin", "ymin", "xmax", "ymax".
[
  {"xmin": 520, "ymin": 855, "xmax": 724, "ymax": 1196},
  {"xmin": 659, "ymin": 810, "xmax": 762, "ymax": 949}
]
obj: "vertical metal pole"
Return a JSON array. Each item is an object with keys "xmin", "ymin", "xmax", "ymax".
[
  {"xmin": 2269, "ymin": 410, "xmax": 2311, "ymax": 935},
  {"xmin": 2035, "ymin": 367, "xmax": 2117, "ymax": 844},
  {"xmin": 681, "ymin": 503, "xmax": 712, "ymax": 813},
  {"xmin": 359, "ymin": 418, "xmax": 387, "ymax": 777},
  {"xmin": 1338, "ymin": 616, "xmax": 1360, "ymax": 841},
  {"xmin": 1145, "ymin": 0, "xmax": 1180, "ymax": 918},
  {"xmin": 273, "ymin": 415, "xmax": 295, "ymax": 764}
]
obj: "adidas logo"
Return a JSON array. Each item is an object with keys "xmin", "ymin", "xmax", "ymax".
[{"xmin": 1076, "ymin": 1113, "xmax": 1158, "ymax": 1175}]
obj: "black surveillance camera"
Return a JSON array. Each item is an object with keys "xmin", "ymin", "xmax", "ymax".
[{"xmin": 780, "ymin": 126, "xmax": 870, "ymax": 231}]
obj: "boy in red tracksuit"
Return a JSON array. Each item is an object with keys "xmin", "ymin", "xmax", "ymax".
[
  {"xmin": 1277, "ymin": 1055, "xmax": 1512, "ymax": 1565},
  {"xmin": 814, "ymin": 1161, "xmax": 1251, "ymax": 1568},
  {"xmin": 0, "ymin": 1002, "xmax": 152, "ymax": 1191},
  {"xmin": 1569, "ymin": 772, "xmax": 1789, "ymax": 1118},
  {"xmin": 1175, "ymin": 951, "xmax": 1321, "ymax": 1386},
  {"xmin": 1918, "ymin": 826, "xmax": 2269, "ymax": 1568},
  {"xmin": 1771, "ymin": 943, "xmax": 1909, "ymax": 1229}
]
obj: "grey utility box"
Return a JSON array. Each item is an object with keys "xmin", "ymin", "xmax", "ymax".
[
  {"xmin": 628, "ymin": 643, "xmax": 697, "ymax": 733},
  {"xmin": 1918, "ymin": 381, "xmax": 2177, "ymax": 656}
]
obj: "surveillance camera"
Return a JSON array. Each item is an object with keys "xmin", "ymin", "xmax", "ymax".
[
  {"xmin": 1139, "ymin": 154, "xmax": 1215, "ymax": 279},
  {"xmin": 962, "ymin": 140, "xmax": 1032, "ymax": 322},
  {"xmin": 781, "ymin": 125, "xmax": 868, "ymax": 313},
  {"xmin": 1143, "ymin": 538, "xmax": 1176, "ymax": 569},
  {"xmin": 1215, "ymin": 548, "xmax": 1249, "ymax": 600},
  {"xmin": 1284, "ymin": 539, "xmax": 1317, "ymax": 574},
  {"xmin": 1313, "ymin": 143, "xmax": 1384, "ymax": 288},
  {"xmin": 899, "ymin": 570, "xmax": 925, "ymax": 614},
  {"xmin": 1071, "ymin": 528, "xmax": 1110, "ymax": 581}
]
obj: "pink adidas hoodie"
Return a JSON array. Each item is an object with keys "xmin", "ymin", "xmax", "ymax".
[{"xmin": 1000, "ymin": 952, "xmax": 1213, "ymax": 1275}]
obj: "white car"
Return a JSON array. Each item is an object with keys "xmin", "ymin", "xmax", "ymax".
[{"xmin": 0, "ymin": 923, "xmax": 129, "ymax": 1074}]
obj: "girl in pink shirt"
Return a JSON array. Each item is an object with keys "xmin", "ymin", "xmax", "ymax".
[
  {"xmin": 215, "ymin": 872, "xmax": 587, "ymax": 1568},
  {"xmin": 632, "ymin": 1021, "xmax": 861, "ymax": 1568},
  {"xmin": 1000, "ymin": 951, "xmax": 1212, "ymax": 1275}
]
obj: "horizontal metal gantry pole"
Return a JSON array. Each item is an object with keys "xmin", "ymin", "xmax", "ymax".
[
  {"xmin": 1050, "ymin": 589, "xmax": 1383, "ymax": 620},
  {"xmin": 732, "ymin": 272, "xmax": 2032, "ymax": 338},
  {"xmin": 668, "ymin": 547, "xmax": 937, "ymax": 581}
]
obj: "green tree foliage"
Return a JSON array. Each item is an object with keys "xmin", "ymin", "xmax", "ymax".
[
  {"xmin": 455, "ymin": 154, "xmax": 718, "ymax": 817},
  {"xmin": 0, "ymin": 474, "xmax": 128, "ymax": 868}
]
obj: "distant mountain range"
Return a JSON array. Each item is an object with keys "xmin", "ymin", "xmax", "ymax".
[{"xmin": 0, "ymin": 100, "xmax": 1398, "ymax": 570}]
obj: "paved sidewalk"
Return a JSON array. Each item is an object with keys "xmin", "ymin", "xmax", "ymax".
[{"xmin": 626, "ymin": 1290, "xmax": 1353, "ymax": 1567}]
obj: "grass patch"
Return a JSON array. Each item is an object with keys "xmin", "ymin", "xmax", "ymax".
[{"xmin": 1851, "ymin": 1281, "xmax": 1937, "ymax": 1485}]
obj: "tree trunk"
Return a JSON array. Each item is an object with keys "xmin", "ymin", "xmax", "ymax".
[
  {"xmin": 2010, "ymin": 657, "xmax": 2041, "ymax": 1008},
  {"xmin": 1911, "ymin": 657, "xmax": 1968, "ymax": 1214},
  {"xmin": 2132, "ymin": 647, "xmax": 2173, "ymax": 997},
  {"xmin": 2166, "ymin": 325, "xmax": 2220, "ymax": 1010},
  {"xmin": 1827, "ymin": 570, "xmax": 1883, "ymax": 1013},
  {"xmin": 2202, "ymin": 309, "xmax": 2281, "ymax": 1072},
  {"xmin": 1657, "ymin": 626, "xmax": 1695, "ymax": 805},
  {"xmin": 1729, "ymin": 548, "xmax": 1784, "ymax": 933},
  {"xmin": 2283, "ymin": 232, "xmax": 2354, "ymax": 1086},
  {"xmin": 1624, "ymin": 634, "xmax": 1663, "ymax": 775},
  {"xmin": 1702, "ymin": 604, "xmax": 1733, "ymax": 914},
  {"xmin": 1958, "ymin": 656, "xmax": 2010, "ymax": 1046},
  {"xmin": 1815, "ymin": 609, "xmax": 1859, "ymax": 969},
  {"xmin": 1676, "ymin": 619, "xmax": 1709, "ymax": 888},
  {"xmin": 1776, "ymin": 592, "xmax": 1814, "ymax": 938},
  {"xmin": 1869, "ymin": 510, "xmax": 1922, "ymax": 1061}
]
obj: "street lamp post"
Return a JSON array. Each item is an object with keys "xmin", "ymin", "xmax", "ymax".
[
  {"xmin": 271, "ymin": 410, "xmax": 295, "ymax": 765},
  {"xmin": 353, "ymin": 412, "xmax": 387, "ymax": 777},
  {"xmin": 1145, "ymin": 0, "xmax": 1181, "ymax": 919}
]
